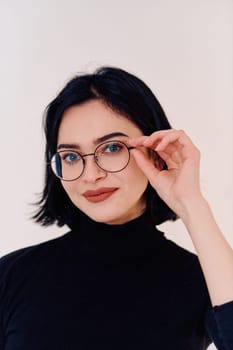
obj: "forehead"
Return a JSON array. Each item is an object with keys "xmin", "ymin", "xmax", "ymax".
[{"xmin": 57, "ymin": 100, "xmax": 143, "ymax": 146}]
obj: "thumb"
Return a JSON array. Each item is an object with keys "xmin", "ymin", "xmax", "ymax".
[{"xmin": 131, "ymin": 148, "xmax": 160, "ymax": 184}]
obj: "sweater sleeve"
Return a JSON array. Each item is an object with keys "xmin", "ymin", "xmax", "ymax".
[{"xmin": 205, "ymin": 300, "xmax": 233, "ymax": 350}]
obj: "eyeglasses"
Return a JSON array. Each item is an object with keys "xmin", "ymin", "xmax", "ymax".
[{"xmin": 50, "ymin": 140, "xmax": 135, "ymax": 181}]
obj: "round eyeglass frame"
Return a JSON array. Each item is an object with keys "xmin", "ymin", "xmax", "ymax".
[{"xmin": 50, "ymin": 140, "xmax": 135, "ymax": 181}]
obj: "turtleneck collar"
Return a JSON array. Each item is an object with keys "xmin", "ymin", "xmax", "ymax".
[{"xmin": 69, "ymin": 211, "xmax": 165, "ymax": 258}]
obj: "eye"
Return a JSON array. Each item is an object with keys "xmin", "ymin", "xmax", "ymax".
[
  {"xmin": 103, "ymin": 142, "xmax": 124, "ymax": 154},
  {"xmin": 61, "ymin": 151, "xmax": 81, "ymax": 164}
]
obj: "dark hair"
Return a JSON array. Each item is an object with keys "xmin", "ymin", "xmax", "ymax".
[{"xmin": 32, "ymin": 66, "xmax": 178, "ymax": 228}]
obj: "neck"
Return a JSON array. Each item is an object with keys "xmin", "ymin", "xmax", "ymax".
[{"xmin": 68, "ymin": 210, "xmax": 165, "ymax": 259}]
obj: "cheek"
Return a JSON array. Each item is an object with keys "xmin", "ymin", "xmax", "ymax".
[
  {"xmin": 129, "ymin": 153, "xmax": 148, "ymax": 177},
  {"xmin": 61, "ymin": 180, "xmax": 80, "ymax": 198},
  {"xmin": 118, "ymin": 157, "xmax": 148, "ymax": 189}
]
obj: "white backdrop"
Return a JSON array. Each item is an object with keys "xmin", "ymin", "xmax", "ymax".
[{"xmin": 0, "ymin": 1, "xmax": 232, "ymax": 349}]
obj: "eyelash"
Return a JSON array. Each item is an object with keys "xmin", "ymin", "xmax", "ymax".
[{"xmin": 62, "ymin": 152, "xmax": 81, "ymax": 164}]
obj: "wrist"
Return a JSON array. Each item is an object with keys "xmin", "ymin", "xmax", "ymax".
[{"xmin": 178, "ymin": 194, "xmax": 210, "ymax": 226}]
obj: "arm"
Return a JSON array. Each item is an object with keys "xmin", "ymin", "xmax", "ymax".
[
  {"xmin": 179, "ymin": 194, "xmax": 233, "ymax": 306},
  {"xmin": 129, "ymin": 129, "xmax": 233, "ymax": 307}
]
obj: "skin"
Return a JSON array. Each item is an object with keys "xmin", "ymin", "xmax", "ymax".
[
  {"xmin": 57, "ymin": 99, "xmax": 149, "ymax": 225},
  {"xmin": 128, "ymin": 130, "xmax": 233, "ymax": 307},
  {"xmin": 57, "ymin": 99, "xmax": 233, "ymax": 307}
]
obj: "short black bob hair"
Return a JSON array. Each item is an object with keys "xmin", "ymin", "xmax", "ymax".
[{"xmin": 33, "ymin": 66, "xmax": 178, "ymax": 228}]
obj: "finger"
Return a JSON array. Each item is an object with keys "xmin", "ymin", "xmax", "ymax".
[
  {"xmin": 143, "ymin": 130, "xmax": 191, "ymax": 150},
  {"xmin": 128, "ymin": 136, "xmax": 149, "ymax": 147},
  {"xmin": 142, "ymin": 130, "xmax": 173, "ymax": 148},
  {"xmin": 154, "ymin": 130, "xmax": 192, "ymax": 152},
  {"xmin": 129, "ymin": 131, "xmax": 174, "ymax": 151},
  {"xmin": 131, "ymin": 148, "xmax": 160, "ymax": 183},
  {"xmin": 129, "ymin": 129, "xmax": 182, "ymax": 148},
  {"xmin": 149, "ymin": 150, "xmax": 167, "ymax": 170},
  {"xmin": 145, "ymin": 130, "xmax": 199, "ymax": 163},
  {"xmin": 157, "ymin": 150, "xmax": 182, "ymax": 169},
  {"xmin": 145, "ymin": 137, "xmax": 184, "ymax": 166}
]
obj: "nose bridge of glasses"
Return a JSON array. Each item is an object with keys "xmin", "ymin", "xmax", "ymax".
[
  {"xmin": 82, "ymin": 151, "xmax": 101, "ymax": 169},
  {"xmin": 82, "ymin": 152, "xmax": 96, "ymax": 160}
]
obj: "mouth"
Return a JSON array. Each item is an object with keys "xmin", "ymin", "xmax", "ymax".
[{"xmin": 82, "ymin": 187, "xmax": 118, "ymax": 203}]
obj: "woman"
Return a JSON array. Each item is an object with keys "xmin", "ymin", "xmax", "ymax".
[{"xmin": 0, "ymin": 67, "xmax": 232, "ymax": 349}]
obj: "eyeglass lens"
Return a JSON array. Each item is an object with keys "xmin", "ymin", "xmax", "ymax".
[{"xmin": 51, "ymin": 141, "xmax": 132, "ymax": 181}]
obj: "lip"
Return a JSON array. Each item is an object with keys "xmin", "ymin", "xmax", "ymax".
[{"xmin": 82, "ymin": 187, "xmax": 118, "ymax": 203}]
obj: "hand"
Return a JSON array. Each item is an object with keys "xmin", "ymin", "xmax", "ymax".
[{"xmin": 128, "ymin": 129, "xmax": 203, "ymax": 218}]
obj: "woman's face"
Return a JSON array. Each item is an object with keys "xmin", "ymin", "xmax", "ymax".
[{"xmin": 57, "ymin": 99, "xmax": 149, "ymax": 225}]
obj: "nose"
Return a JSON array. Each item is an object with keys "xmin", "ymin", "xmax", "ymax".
[{"xmin": 81, "ymin": 154, "xmax": 107, "ymax": 183}]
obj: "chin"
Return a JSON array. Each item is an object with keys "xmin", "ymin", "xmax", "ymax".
[
  {"xmin": 74, "ymin": 196, "xmax": 146, "ymax": 225},
  {"xmin": 83, "ymin": 206, "xmax": 144, "ymax": 225},
  {"xmin": 86, "ymin": 211, "xmax": 123, "ymax": 225}
]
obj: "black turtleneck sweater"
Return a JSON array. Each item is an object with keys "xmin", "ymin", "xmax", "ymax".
[{"xmin": 0, "ymin": 213, "xmax": 232, "ymax": 349}]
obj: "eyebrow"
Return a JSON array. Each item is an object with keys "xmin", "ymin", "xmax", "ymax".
[{"xmin": 57, "ymin": 132, "xmax": 129, "ymax": 150}]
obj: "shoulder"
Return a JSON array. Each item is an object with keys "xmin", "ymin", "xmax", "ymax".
[
  {"xmin": 157, "ymin": 229, "xmax": 198, "ymax": 265},
  {"xmin": 158, "ymin": 232, "xmax": 207, "ymax": 286},
  {"xmin": 0, "ymin": 232, "xmax": 71, "ymax": 286},
  {"xmin": 164, "ymin": 237, "xmax": 197, "ymax": 265}
]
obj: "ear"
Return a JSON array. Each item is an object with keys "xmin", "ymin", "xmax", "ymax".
[{"xmin": 148, "ymin": 149, "xmax": 166, "ymax": 171}]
